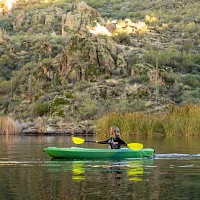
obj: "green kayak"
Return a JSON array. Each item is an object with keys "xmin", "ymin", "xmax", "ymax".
[{"xmin": 44, "ymin": 147, "xmax": 154, "ymax": 159}]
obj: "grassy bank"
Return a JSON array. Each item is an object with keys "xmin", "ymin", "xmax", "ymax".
[
  {"xmin": 0, "ymin": 116, "xmax": 20, "ymax": 135},
  {"xmin": 95, "ymin": 104, "xmax": 200, "ymax": 136}
]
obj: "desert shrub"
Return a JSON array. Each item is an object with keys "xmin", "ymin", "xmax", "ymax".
[
  {"xmin": 74, "ymin": 81, "xmax": 91, "ymax": 91},
  {"xmin": 145, "ymin": 14, "xmax": 158, "ymax": 26},
  {"xmin": 0, "ymin": 77, "xmax": 5, "ymax": 83},
  {"xmin": 180, "ymin": 89, "xmax": 200, "ymax": 103},
  {"xmin": 68, "ymin": 69, "xmax": 77, "ymax": 83},
  {"xmin": 35, "ymin": 103, "xmax": 50, "ymax": 116},
  {"xmin": 128, "ymin": 12, "xmax": 143, "ymax": 19},
  {"xmin": 52, "ymin": 108, "xmax": 65, "ymax": 117},
  {"xmin": 165, "ymin": 82, "xmax": 183, "ymax": 103},
  {"xmin": 87, "ymin": 0, "xmax": 104, "ymax": 8},
  {"xmin": 41, "ymin": 58, "xmax": 55, "ymax": 71},
  {"xmin": 0, "ymin": 80, "xmax": 11, "ymax": 95},
  {"xmin": 183, "ymin": 63, "xmax": 200, "ymax": 74},
  {"xmin": 110, "ymin": 0, "xmax": 122, "ymax": 4},
  {"xmin": 167, "ymin": 21, "xmax": 174, "ymax": 29},
  {"xmin": 143, "ymin": 47, "xmax": 197, "ymax": 73},
  {"xmin": 128, "ymin": 75, "xmax": 150, "ymax": 84},
  {"xmin": 0, "ymin": 56, "xmax": 18, "ymax": 79},
  {"xmin": 23, "ymin": 62, "xmax": 38, "ymax": 71},
  {"xmin": 114, "ymin": 11, "xmax": 128, "ymax": 20},
  {"xmin": 104, "ymin": 99, "xmax": 147, "ymax": 113},
  {"xmin": 120, "ymin": 99, "xmax": 146, "ymax": 112},
  {"xmin": 161, "ymin": 72, "xmax": 177, "ymax": 87},
  {"xmin": 180, "ymin": 74, "xmax": 200, "ymax": 88},
  {"xmin": 64, "ymin": 91, "xmax": 74, "ymax": 98},
  {"xmin": 194, "ymin": 54, "xmax": 200, "ymax": 65},
  {"xmin": 79, "ymin": 97, "xmax": 99, "ymax": 120},
  {"xmin": 51, "ymin": 95, "xmax": 71, "ymax": 107},
  {"xmin": 185, "ymin": 22, "xmax": 197, "ymax": 34},
  {"xmin": 171, "ymin": 14, "xmax": 182, "ymax": 23},
  {"xmin": 0, "ymin": 97, "xmax": 9, "ymax": 111},
  {"xmin": 113, "ymin": 5, "xmax": 121, "ymax": 11},
  {"xmin": 112, "ymin": 32, "xmax": 130, "ymax": 45}
]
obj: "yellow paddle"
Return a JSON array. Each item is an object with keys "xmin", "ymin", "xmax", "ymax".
[
  {"xmin": 72, "ymin": 137, "xmax": 96, "ymax": 144},
  {"xmin": 72, "ymin": 137, "xmax": 143, "ymax": 150},
  {"xmin": 126, "ymin": 143, "xmax": 143, "ymax": 150}
]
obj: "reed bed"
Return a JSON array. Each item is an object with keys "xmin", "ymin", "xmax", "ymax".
[
  {"xmin": 95, "ymin": 104, "xmax": 200, "ymax": 136},
  {"xmin": 0, "ymin": 116, "xmax": 21, "ymax": 135}
]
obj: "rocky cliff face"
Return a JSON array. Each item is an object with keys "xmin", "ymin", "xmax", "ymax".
[
  {"xmin": 1, "ymin": 1, "xmax": 199, "ymax": 133},
  {"xmin": 52, "ymin": 1, "xmax": 128, "ymax": 82},
  {"xmin": 2, "ymin": 1, "xmax": 129, "ymax": 82},
  {"xmin": 0, "ymin": 1, "xmax": 169, "ymax": 84}
]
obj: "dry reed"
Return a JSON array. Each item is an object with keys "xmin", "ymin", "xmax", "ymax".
[
  {"xmin": 95, "ymin": 104, "xmax": 200, "ymax": 136},
  {"xmin": 0, "ymin": 116, "xmax": 20, "ymax": 135}
]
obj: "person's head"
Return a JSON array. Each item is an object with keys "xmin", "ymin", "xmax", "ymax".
[{"xmin": 110, "ymin": 126, "xmax": 121, "ymax": 138}]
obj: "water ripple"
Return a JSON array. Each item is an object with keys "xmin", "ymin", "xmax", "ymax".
[{"xmin": 154, "ymin": 153, "xmax": 200, "ymax": 159}]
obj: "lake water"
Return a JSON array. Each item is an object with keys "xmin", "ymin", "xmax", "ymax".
[{"xmin": 0, "ymin": 135, "xmax": 200, "ymax": 200}]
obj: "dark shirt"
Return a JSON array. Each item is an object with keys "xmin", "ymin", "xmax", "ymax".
[{"xmin": 98, "ymin": 137, "xmax": 126, "ymax": 149}]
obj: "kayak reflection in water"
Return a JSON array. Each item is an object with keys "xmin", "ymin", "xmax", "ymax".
[{"xmin": 96, "ymin": 126, "xmax": 126, "ymax": 149}]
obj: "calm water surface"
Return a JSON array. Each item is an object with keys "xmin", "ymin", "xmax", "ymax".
[{"xmin": 0, "ymin": 135, "xmax": 200, "ymax": 200}]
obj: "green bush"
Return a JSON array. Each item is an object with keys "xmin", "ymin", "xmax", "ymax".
[
  {"xmin": 143, "ymin": 47, "xmax": 197, "ymax": 73},
  {"xmin": 113, "ymin": 5, "xmax": 121, "ymax": 11},
  {"xmin": 87, "ymin": 0, "xmax": 104, "ymax": 8},
  {"xmin": 79, "ymin": 98, "xmax": 99, "ymax": 120},
  {"xmin": 64, "ymin": 91, "xmax": 74, "ymax": 98},
  {"xmin": 0, "ymin": 80, "xmax": 11, "ymax": 95},
  {"xmin": 0, "ymin": 97, "xmax": 9, "ymax": 111},
  {"xmin": 35, "ymin": 103, "xmax": 49, "ymax": 116},
  {"xmin": 0, "ymin": 56, "xmax": 18, "ymax": 80},
  {"xmin": 180, "ymin": 74, "xmax": 200, "ymax": 88},
  {"xmin": 51, "ymin": 96, "xmax": 70, "ymax": 107},
  {"xmin": 52, "ymin": 108, "xmax": 65, "ymax": 117},
  {"xmin": 74, "ymin": 81, "xmax": 91, "ymax": 91},
  {"xmin": 113, "ymin": 32, "xmax": 130, "ymax": 45},
  {"xmin": 180, "ymin": 89, "xmax": 200, "ymax": 103},
  {"xmin": 128, "ymin": 75, "xmax": 150, "ymax": 84}
]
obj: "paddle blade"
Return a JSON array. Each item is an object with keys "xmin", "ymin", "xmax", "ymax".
[
  {"xmin": 127, "ymin": 143, "xmax": 143, "ymax": 150},
  {"xmin": 72, "ymin": 137, "xmax": 85, "ymax": 144}
]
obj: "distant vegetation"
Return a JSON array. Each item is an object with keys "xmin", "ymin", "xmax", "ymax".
[{"xmin": 95, "ymin": 104, "xmax": 200, "ymax": 136}]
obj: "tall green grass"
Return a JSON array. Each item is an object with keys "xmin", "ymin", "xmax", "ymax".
[
  {"xmin": 0, "ymin": 116, "xmax": 20, "ymax": 135},
  {"xmin": 95, "ymin": 104, "xmax": 200, "ymax": 136}
]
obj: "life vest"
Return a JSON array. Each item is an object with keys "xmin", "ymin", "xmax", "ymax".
[{"xmin": 108, "ymin": 137, "xmax": 120, "ymax": 149}]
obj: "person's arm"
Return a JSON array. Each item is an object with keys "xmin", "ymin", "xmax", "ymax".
[
  {"xmin": 116, "ymin": 137, "xmax": 126, "ymax": 145},
  {"xmin": 96, "ymin": 139, "xmax": 109, "ymax": 144}
]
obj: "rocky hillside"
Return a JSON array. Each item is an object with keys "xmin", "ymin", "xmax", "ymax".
[{"xmin": 0, "ymin": 0, "xmax": 200, "ymax": 133}]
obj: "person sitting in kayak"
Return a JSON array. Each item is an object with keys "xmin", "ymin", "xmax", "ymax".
[{"xmin": 96, "ymin": 126, "xmax": 126, "ymax": 149}]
